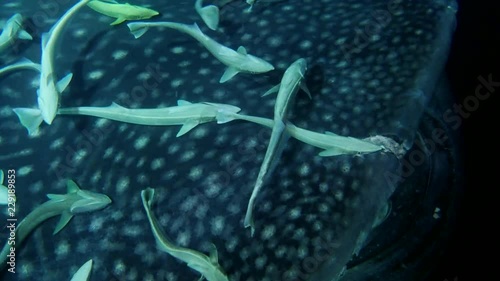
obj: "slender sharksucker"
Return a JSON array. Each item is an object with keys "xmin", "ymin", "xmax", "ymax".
[
  {"xmin": 216, "ymin": 111, "xmax": 383, "ymax": 156},
  {"xmin": 0, "ymin": 58, "xmax": 40, "ymax": 77},
  {"xmin": 86, "ymin": 0, "xmax": 159, "ymax": 26},
  {"xmin": 57, "ymin": 100, "xmax": 241, "ymax": 137},
  {"xmin": 244, "ymin": 58, "xmax": 311, "ymax": 235},
  {"xmin": 0, "ymin": 13, "xmax": 32, "ymax": 54},
  {"xmin": 127, "ymin": 21, "xmax": 274, "ymax": 83},
  {"xmin": 141, "ymin": 188, "xmax": 229, "ymax": 281},
  {"xmin": 11, "ymin": 0, "xmax": 91, "ymax": 134},
  {"xmin": 0, "ymin": 180, "xmax": 111, "ymax": 270}
]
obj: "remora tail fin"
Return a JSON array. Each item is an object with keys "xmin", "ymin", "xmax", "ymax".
[
  {"xmin": 127, "ymin": 23, "xmax": 149, "ymax": 38},
  {"xmin": 12, "ymin": 108, "xmax": 44, "ymax": 135},
  {"xmin": 199, "ymin": 6, "xmax": 220, "ymax": 31}
]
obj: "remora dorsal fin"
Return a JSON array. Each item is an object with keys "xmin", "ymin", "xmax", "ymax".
[
  {"xmin": 177, "ymin": 100, "xmax": 192, "ymax": 106},
  {"xmin": 110, "ymin": 17, "xmax": 126, "ymax": 25},
  {"xmin": 220, "ymin": 66, "xmax": 239, "ymax": 83},
  {"xmin": 237, "ymin": 46, "xmax": 247, "ymax": 55},
  {"xmin": 67, "ymin": 180, "xmax": 81, "ymax": 193}
]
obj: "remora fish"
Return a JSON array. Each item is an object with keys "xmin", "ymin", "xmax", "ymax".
[
  {"xmin": 0, "ymin": 180, "xmax": 111, "ymax": 270},
  {"xmin": 0, "ymin": 13, "xmax": 32, "ymax": 54},
  {"xmin": 0, "ymin": 57, "xmax": 40, "ymax": 77},
  {"xmin": 246, "ymin": 0, "xmax": 256, "ymax": 11},
  {"xmin": 0, "ymin": 170, "xmax": 11, "ymax": 205},
  {"xmin": 216, "ymin": 111, "xmax": 383, "ymax": 156},
  {"xmin": 195, "ymin": 0, "xmax": 220, "ymax": 31},
  {"xmin": 87, "ymin": 0, "xmax": 159, "ymax": 26},
  {"xmin": 12, "ymin": 0, "xmax": 91, "ymax": 133},
  {"xmin": 141, "ymin": 188, "xmax": 229, "ymax": 281},
  {"xmin": 70, "ymin": 259, "xmax": 93, "ymax": 281},
  {"xmin": 127, "ymin": 21, "xmax": 275, "ymax": 83},
  {"xmin": 57, "ymin": 100, "xmax": 241, "ymax": 137},
  {"xmin": 243, "ymin": 58, "xmax": 311, "ymax": 234}
]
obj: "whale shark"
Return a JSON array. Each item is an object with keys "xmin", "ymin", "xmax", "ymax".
[
  {"xmin": 141, "ymin": 188, "xmax": 229, "ymax": 281},
  {"xmin": 56, "ymin": 100, "xmax": 241, "ymax": 137},
  {"xmin": 0, "ymin": 180, "xmax": 111, "ymax": 271},
  {"xmin": 0, "ymin": 0, "xmax": 459, "ymax": 280},
  {"xmin": 0, "ymin": 13, "xmax": 32, "ymax": 54},
  {"xmin": 86, "ymin": 0, "xmax": 159, "ymax": 26},
  {"xmin": 127, "ymin": 21, "xmax": 275, "ymax": 83}
]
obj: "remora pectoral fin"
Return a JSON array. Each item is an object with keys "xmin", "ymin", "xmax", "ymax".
[
  {"xmin": 57, "ymin": 73, "xmax": 73, "ymax": 93},
  {"xmin": 110, "ymin": 17, "xmax": 126, "ymax": 25},
  {"xmin": 17, "ymin": 29, "xmax": 32, "ymax": 40},
  {"xmin": 53, "ymin": 211, "xmax": 74, "ymax": 235},
  {"xmin": 220, "ymin": 66, "xmax": 239, "ymax": 83},
  {"xmin": 177, "ymin": 120, "xmax": 200, "ymax": 137},
  {"xmin": 301, "ymin": 82, "xmax": 312, "ymax": 99},
  {"xmin": 12, "ymin": 107, "xmax": 43, "ymax": 135},
  {"xmin": 262, "ymin": 83, "xmax": 280, "ymax": 97}
]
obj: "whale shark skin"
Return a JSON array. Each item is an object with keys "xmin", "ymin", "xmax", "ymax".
[{"xmin": 0, "ymin": 0, "xmax": 458, "ymax": 280}]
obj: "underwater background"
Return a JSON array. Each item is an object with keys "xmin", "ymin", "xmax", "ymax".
[{"xmin": 0, "ymin": 0, "xmax": 496, "ymax": 280}]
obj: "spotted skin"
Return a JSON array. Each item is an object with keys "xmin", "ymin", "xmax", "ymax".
[{"xmin": 0, "ymin": 0, "xmax": 457, "ymax": 280}]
